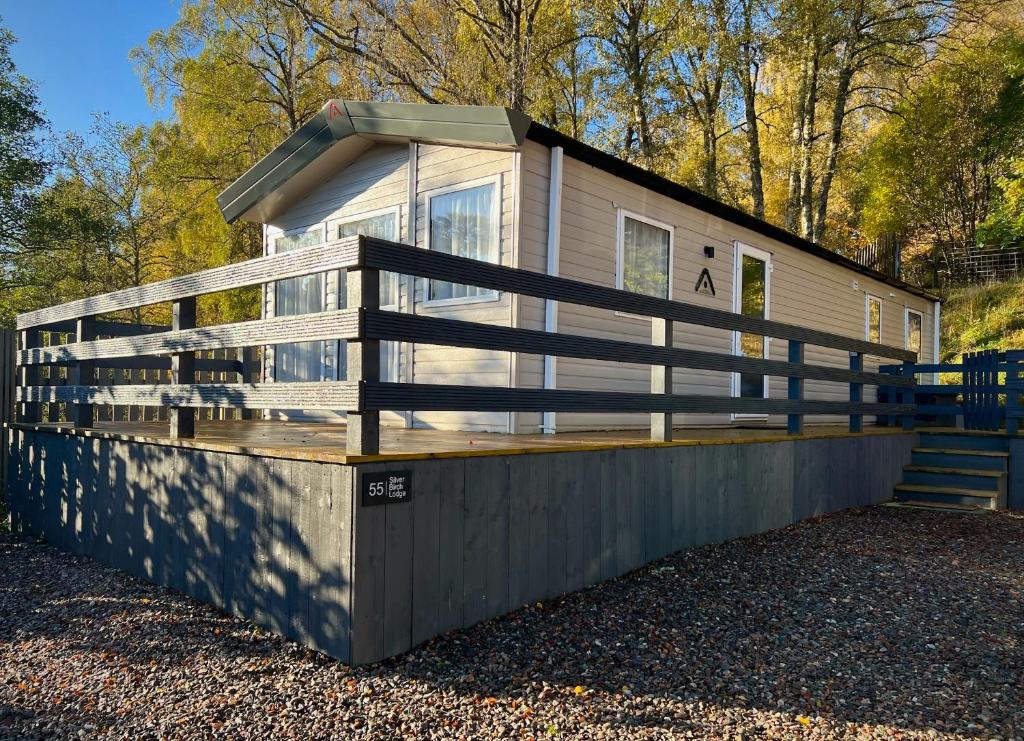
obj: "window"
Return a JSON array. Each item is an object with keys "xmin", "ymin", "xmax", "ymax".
[
  {"xmin": 617, "ymin": 211, "xmax": 672, "ymax": 299},
  {"xmin": 336, "ymin": 208, "xmax": 401, "ymax": 382},
  {"xmin": 274, "ymin": 228, "xmax": 324, "ymax": 382},
  {"xmin": 337, "ymin": 208, "xmax": 400, "ymax": 308},
  {"xmin": 865, "ymin": 295, "xmax": 882, "ymax": 344},
  {"xmin": 905, "ymin": 308, "xmax": 923, "ymax": 359},
  {"xmin": 732, "ymin": 242, "xmax": 771, "ymax": 406},
  {"xmin": 427, "ymin": 179, "xmax": 500, "ymax": 303}
]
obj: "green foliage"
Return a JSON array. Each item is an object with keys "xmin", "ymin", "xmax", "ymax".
[
  {"xmin": 860, "ymin": 29, "xmax": 1024, "ymax": 246},
  {"xmin": 0, "ymin": 24, "xmax": 47, "ymax": 265},
  {"xmin": 941, "ymin": 278, "xmax": 1024, "ymax": 361}
]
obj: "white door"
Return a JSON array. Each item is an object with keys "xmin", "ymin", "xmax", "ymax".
[{"xmin": 731, "ymin": 242, "xmax": 771, "ymax": 418}]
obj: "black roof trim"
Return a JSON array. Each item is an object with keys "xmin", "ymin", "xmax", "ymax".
[{"xmin": 526, "ymin": 123, "xmax": 939, "ymax": 301}]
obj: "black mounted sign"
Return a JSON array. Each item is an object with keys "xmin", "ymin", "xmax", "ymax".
[{"xmin": 361, "ymin": 470, "xmax": 413, "ymax": 507}]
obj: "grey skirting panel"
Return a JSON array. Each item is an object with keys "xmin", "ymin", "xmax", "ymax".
[
  {"xmin": 9, "ymin": 427, "xmax": 916, "ymax": 666},
  {"xmin": 8, "ymin": 428, "xmax": 355, "ymax": 662}
]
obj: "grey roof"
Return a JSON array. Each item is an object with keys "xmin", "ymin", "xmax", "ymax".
[
  {"xmin": 216, "ymin": 100, "xmax": 531, "ymax": 224},
  {"xmin": 217, "ymin": 100, "xmax": 938, "ymax": 301}
]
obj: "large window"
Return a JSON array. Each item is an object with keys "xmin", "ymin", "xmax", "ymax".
[
  {"xmin": 336, "ymin": 208, "xmax": 401, "ymax": 382},
  {"xmin": 617, "ymin": 211, "xmax": 672, "ymax": 299},
  {"xmin": 427, "ymin": 179, "xmax": 500, "ymax": 303},
  {"xmin": 905, "ymin": 308, "xmax": 923, "ymax": 359},
  {"xmin": 866, "ymin": 295, "xmax": 882, "ymax": 344},
  {"xmin": 274, "ymin": 228, "xmax": 324, "ymax": 382}
]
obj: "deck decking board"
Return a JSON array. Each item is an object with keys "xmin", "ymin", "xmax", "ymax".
[{"xmin": 436, "ymin": 459, "xmax": 466, "ymax": 635}]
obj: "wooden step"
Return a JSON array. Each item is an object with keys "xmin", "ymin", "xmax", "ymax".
[
  {"xmin": 912, "ymin": 447, "xmax": 1008, "ymax": 458},
  {"xmin": 894, "ymin": 483, "xmax": 999, "ymax": 499},
  {"xmin": 886, "ymin": 500, "xmax": 988, "ymax": 513},
  {"xmin": 903, "ymin": 465, "xmax": 1004, "ymax": 478}
]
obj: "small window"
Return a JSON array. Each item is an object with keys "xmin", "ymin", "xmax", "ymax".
[
  {"xmin": 617, "ymin": 211, "xmax": 672, "ymax": 299},
  {"xmin": 906, "ymin": 309, "xmax": 923, "ymax": 359},
  {"xmin": 427, "ymin": 180, "xmax": 499, "ymax": 303},
  {"xmin": 337, "ymin": 209, "xmax": 400, "ymax": 309},
  {"xmin": 865, "ymin": 295, "xmax": 882, "ymax": 344}
]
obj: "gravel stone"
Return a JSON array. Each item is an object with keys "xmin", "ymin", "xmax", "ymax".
[{"xmin": 1, "ymin": 505, "xmax": 1022, "ymax": 739}]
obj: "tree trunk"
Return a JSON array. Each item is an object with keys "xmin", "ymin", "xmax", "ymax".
[
  {"xmin": 812, "ymin": 65, "xmax": 853, "ymax": 243},
  {"xmin": 784, "ymin": 52, "xmax": 809, "ymax": 233},
  {"xmin": 799, "ymin": 39, "xmax": 820, "ymax": 240},
  {"xmin": 736, "ymin": 0, "xmax": 764, "ymax": 218}
]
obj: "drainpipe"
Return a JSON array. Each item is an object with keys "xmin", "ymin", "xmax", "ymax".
[
  {"xmin": 542, "ymin": 146, "xmax": 564, "ymax": 435},
  {"xmin": 932, "ymin": 299, "xmax": 941, "ymax": 385}
]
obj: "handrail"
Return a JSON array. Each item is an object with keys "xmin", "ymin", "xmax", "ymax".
[
  {"xmin": 16, "ymin": 237, "xmax": 363, "ymax": 330},
  {"xmin": 361, "ymin": 239, "xmax": 916, "ymax": 361},
  {"xmin": 14, "ymin": 235, "xmax": 920, "ymax": 451}
]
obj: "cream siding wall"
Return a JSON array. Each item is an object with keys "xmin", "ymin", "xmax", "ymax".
[
  {"xmin": 514, "ymin": 140, "xmax": 935, "ymax": 432},
  {"xmin": 409, "ymin": 144, "xmax": 517, "ymax": 432},
  {"xmin": 513, "ymin": 141, "xmax": 552, "ymax": 433}
]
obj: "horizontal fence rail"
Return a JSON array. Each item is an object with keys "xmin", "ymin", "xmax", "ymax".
[{"xmin": 14, "ymin": 235, "xmax": 920, "ymax": 452}]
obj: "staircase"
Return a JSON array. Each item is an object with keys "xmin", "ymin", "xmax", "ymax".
[{"xmin": 893, "ymin": 431, "xmax": 1008, "ymax": 511}]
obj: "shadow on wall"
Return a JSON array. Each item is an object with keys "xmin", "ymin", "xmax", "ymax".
[{"xmin": 7, "ymin": 429, "xmax": 353, "ymax": 662}]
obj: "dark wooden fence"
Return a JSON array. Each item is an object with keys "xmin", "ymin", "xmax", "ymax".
[
  {"xmin": 884, "ymin": 349, "xmax": 1024, "ymax": 432},
  {"xmin": 13, "ymin": 235, "xmax": 918, "ymax": 454},
  {"xmin": 0, "ymin": 328, "xmax": 15, "ymax": 498}
]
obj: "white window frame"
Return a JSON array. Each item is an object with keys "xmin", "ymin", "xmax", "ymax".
[
  {"xmin": 905, "ymin": 307, "xmax": 924, "ymax": 359},
  {"xmin": 267, "ymin": 222, "xmax": 330, "ymax": 383},
  {"xmin": 865, "ymin": 294, "xmax": 883, "ymax": 344},
  {"xmin": 614, "ymin": 209, "xmax": 675, "ymax": 317},
  {"xmin": 330, "ymin": 205, "xmax": 403, "ymax": 310},
  {"xmin": 730, "ymin": 241, "xmax": 772, "ymax": 415},
  {"xmin": 423, "ymin": 174, "xmax": 503, "ymax": 308}
]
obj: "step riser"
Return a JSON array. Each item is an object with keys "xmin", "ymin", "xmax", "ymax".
[
  {"xmin": 910, "ymin": 452, "xmax": 1006, "ymax": 471},
  {"xmin": 902, "ymin": 470, "xmax": 1002, "ymax": 491},
  {"xmin": 917, "ymin": 433, "xmax": 1009, "ymax": 452},
  {"xmin": 894, "ymin": 490, "xmax": 997, "ymax": 509}
]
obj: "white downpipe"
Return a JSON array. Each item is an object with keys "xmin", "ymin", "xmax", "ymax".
[
  {"xmin": 404, "ymin": 142, "xmax": 418, "ymax": 428},
  {"xmin": 932, "ymin": 299, "xmax": 941, "ymax": 385},
  {"xmin": 542, "ymin": 146, "xmax": 564, "ymax": 434}
]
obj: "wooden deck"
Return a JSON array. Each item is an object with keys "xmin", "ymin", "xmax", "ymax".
[{"xmin": 11, "ymin": 419, "xmax": 914, "ymax": 463}]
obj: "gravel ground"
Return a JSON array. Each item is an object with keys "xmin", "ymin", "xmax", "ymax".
[{"xmin": 1, "ymin": 505, "xmax": 1022, "ymax": 740}]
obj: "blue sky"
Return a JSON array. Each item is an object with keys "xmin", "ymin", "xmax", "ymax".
[{"xmin": 2, "ymin": 1, "xmax": 181, "ymax": 136}]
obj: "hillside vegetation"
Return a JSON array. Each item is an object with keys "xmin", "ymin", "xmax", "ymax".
[{"xmin": 940, "ymin": 278, "xmax": 1024, "ymax": 362}]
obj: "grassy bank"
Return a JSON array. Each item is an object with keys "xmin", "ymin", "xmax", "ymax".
[{"xmin": 940, "ymin": 278, "xmax": 1024, "ymax": 361}]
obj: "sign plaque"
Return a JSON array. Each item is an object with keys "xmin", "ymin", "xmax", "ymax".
[{"xmin": 361, "ymin": 470, "xmax": 412, "ymax": 506}]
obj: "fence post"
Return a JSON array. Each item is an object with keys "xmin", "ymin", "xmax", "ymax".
[
  {"xmin": 239, "ymin": 345, "xmax": 258, "ymax": 421},
  {"xmin": 849, "ymin": 352, "xmax": 863, "ymax": 433},
  {"xmin": 787, "ymin": 340, "xmax": 803, "ymax": 435},
  {"xmin": 17, "ymin": 328, "xmax": 40, "ymax": 423},
  {"xmin": 1008, "ymin": 354, "xmax": 1020, "ymax": 435},
  {"xmin": 901, "ymin": 359, "xmax": 916, "ymax": 431},
  {"xmin": 69, "ymin": 317, "xmax": 96, "ymax": 428},
  {"xmin": 169, "ymin": 297, "xmax": 197, "ymax": 439},
  {"xmin": 347, "ymin": 266, "xmax": 380, "ymax": 455},
  {"xmin": 651, "ymin": 317, "xmax": 672, "ymax": 442}
]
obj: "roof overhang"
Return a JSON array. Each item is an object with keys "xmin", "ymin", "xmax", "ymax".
[{"xmin": 217, "ymin": 100, "xmax": 532, "ymax": 224}]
